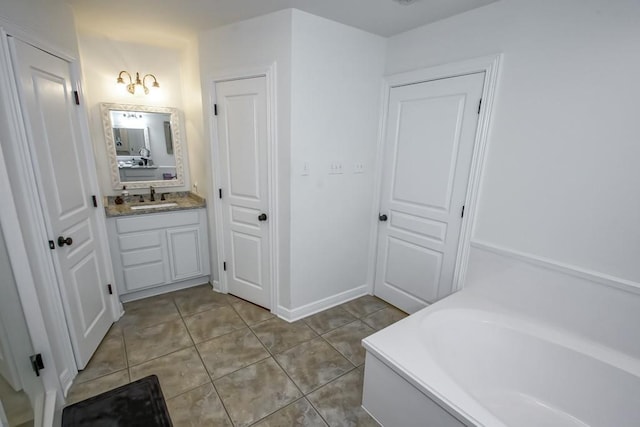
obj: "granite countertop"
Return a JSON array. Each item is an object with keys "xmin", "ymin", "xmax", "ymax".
[{"xmin": 104, "ymin": 191, "xmax": 206, "ymax": 217}]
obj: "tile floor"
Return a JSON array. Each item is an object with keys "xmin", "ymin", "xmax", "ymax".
[
  {"xmin": 66, "ymin": 285, "xmax": 407, "ymax": 426},
  {"xmin": 0, "ymin": 375, "xmax": 33, "ymax": 427}
]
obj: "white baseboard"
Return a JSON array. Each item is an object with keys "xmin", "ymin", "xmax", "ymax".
[
  {"xmin": 470, "ymin": 240, "xmax": 640, "ymax": 295},
  {"xmin": 277, "ymin": 285, "xmax": 370, "ymax": 322},
  {"xmin": 212, "ymin": 280, "xmax": 221, "ymax": 292}
]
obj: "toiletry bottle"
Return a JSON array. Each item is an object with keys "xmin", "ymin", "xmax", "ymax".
[{"xmin": 122, "ymin": 185, "xmax": 129, "ymax": 197}]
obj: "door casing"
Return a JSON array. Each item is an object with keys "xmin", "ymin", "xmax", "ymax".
[
  {"xmin": 369, "ymin": 55, "xmax": 502, "ymax": 298},
  {"xmin": 208, "ymin": 64, "xmax": 280, "ymax": 315}
]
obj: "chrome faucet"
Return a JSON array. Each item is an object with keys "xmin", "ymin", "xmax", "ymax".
[{"xmin": 149, "ymin": 185, "xmax": 156, "ymax": 202}]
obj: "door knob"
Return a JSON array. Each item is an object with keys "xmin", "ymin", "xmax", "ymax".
[
  {"xmin": 379, "ymin": 214, "xmax": 388, "ymax": 222},
  {"xmin": 258, "ymin": 213, "xmax": 268, "ymax": 222},
  {"xmin": 57, "ymin": 236, "xmax": 73, "ymax": 247}
]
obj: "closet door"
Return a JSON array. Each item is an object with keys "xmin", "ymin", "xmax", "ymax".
[
  {"xmin": 9, "ymin": 38, "xmax": 112, "ymax": 368},
  {"xmin": 215, "ymin": 77, "xmax": 272, "ymax": 309}
]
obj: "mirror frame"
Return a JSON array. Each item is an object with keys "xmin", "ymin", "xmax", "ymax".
[{"xmin": 100, "ymin": 103, "xmax": 185, "ymax": 190}]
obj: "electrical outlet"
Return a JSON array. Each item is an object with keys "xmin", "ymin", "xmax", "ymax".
[
  {"xmin": 354, "ymin": 162, "xmax": 365, "ymax": 174},
  {"xmin": 302, "ymin": 161, "xmax": 310, "ymax": 176}
]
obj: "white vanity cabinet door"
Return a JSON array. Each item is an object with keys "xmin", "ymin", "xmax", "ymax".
[
  {"xmin": 167, "ymin": 226, "xmax": 203, "ymax": 281},
  {"xmin": 107, "ymin": 209, "xmax": 210, "ymax": 297}
]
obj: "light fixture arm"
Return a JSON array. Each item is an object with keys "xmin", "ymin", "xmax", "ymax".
[{"xmin": 116, "ymin": 70, "xmax": 160, "ymax": 96}]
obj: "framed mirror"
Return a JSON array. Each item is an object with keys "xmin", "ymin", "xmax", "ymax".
[{"xmin": 100, "ymin": 103, "xmax": 185, "ymax": 189}]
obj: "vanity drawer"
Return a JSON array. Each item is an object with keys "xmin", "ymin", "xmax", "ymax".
[
  {"xmin": 123, "ymin": 262, "xmax": 167, "ymax": 291},
  {"xmin": 121, "ymin": 247, "xmax": 163, "ymax": 267},
  {"xmin": 116, "ymin": 211, "xmax": 199, "ymax": 234},
  {"xmin": 118, "ymin": 231, "xmax": 162, "ymax": 251}
]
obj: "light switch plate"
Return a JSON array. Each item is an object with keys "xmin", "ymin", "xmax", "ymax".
[{"xmin": 329, "ymin": 161, "xmax": 343, "ymax": 174}]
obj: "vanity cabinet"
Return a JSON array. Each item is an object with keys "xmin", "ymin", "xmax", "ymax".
[{"xmin": 107, "ymin": 209, "xmax": 210, "ymax": 299}]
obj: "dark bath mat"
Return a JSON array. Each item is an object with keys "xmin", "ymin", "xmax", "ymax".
[{"xmin": 62, "ymin": 375, "xmax": 173, "ymax": 427}]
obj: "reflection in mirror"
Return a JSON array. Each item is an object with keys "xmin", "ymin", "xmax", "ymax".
[{"xmin": 100, "ymin": 103, "xmax": 185, "ymax": 189}]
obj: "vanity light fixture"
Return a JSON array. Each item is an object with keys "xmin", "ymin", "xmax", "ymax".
[{"xmin": 116, "ymin": 71, "xmax": 160, "ymax": 95}]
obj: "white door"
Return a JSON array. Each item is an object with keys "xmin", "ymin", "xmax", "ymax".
[
  {"xmin": 374, "ymin": 73, "xmax": 484, "ymax": 313},
  {"xmin": 9, "ymin": 38, "xmax": 112, "ymax": 368},
  {"xmin": 215, "ymin": 77, "xmax": 271, "ymax": 309}
]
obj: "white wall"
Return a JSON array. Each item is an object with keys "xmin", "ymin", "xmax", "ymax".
[
  {"xmin": 199, "ymin": 9, "xmax": 293, "ymax": 298},
  {"xmin": 386, "ymin": 0, "xmax": 640, "ymax": 287},
  {"xmin": 289, "ymin": 11, "xmax": 386, "ymax": 311},
  {"xmin": 0, "ymin": 0, "xmax": 79, "ymax": 57},
  {"xmin": 76, "ymin": 33, "xmax": 199, "ymax": 196}
]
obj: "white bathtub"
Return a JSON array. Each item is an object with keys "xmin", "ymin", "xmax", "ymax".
[{"xmin": 362, "ymin": 293, "xmax": 640, "ymax": 427}]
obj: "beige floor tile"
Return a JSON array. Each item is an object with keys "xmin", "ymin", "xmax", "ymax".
[
  {"xmin": 275, "ymin": 338, "xmax": 354, "ymax": 394},
  {"xmin": 252, "ymin": 398, "xmax": 327, "ymax": 427},
  {"xmin": 166, "ymin": 382, "xmax": 232, "ymax": 427},
  {"xmin": 322, "ymin": 320, "xmax": 374, "ymax": 366},
  {"xmin": 75, "ymin": 333, "xmax": 127, "ymax": 384},
  {"xmin": 214, "ymin": 358, "xmax": 302, "ymax": 427},
  {"xmin": 303, "ymin": 306, "xmax": 357, "ymax": 335},
  {"xmin": 361, "ymin": 306, "xmax": 407, "ymax": 331},
  {"xmin": 117, "ymin": 296, "xmax": 181, "ymax": 331},
  {"xmin": 173, "ymin": 284, "xmax": 229, "ymax": 316},
  {"xmin": 66, "ymin": 369, "xmax": 130, "ymax": 405},
  {"xmin": 252, "ymin": 318, "xmax": 317, "ymax": 354},
  {"xmin": 124, "ymin": 318, "xmax": 192, "ymax": 366},
  {"xmin": 224, "ymin": 293, "xmax": 244, "ymax": 304},
  {"xmin": 196, "ymin": 328, "xmax": 270, "ymax": 379},
  {"xmin": 129, "ymin": 347, "xmax": 209, "ymax": 399},
  {"xmin": 340, "ymin": 296, "xmax": 388, "ymax": 319},
  {"xmin": 184, "ymin": 305, "xmax": 246, "ymax": 343},
  {"xmin": 307, "ymin": 367, "xmax": 379, "ymax": 427},
  {"xmin": 0, "ymin": 375, "xmax": 33, "ymax": 426},
  {"xmin": 231, "ymin": 300, "xmax": 274, "ymax": 325}
]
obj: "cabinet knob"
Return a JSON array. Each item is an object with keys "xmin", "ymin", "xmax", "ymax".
[
  {"xmin": 258, "ymin": 213, "xmax": 268, "ymax": 222},
  {"xmin": 378, "ymin": 214, "xmax": 388, "ymax": 222}
]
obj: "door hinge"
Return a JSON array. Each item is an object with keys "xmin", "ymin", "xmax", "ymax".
[
  {"xmin": 461, "ymin": 205, "xmax": 465, "ymax": 218},
  {"xmin": 30, "ymin": 353, "xmax": 44, "ymax": 377},
  {"xmin": 48, "ymin": 240, "xmax": 55, "ymax": 250},
  {"xmin": 73, "ymin": 90, "xmax": 80, "ymax": 105},
  {"xmin": 107, "ymin": 284, "xmax": 113, "ymax": 295},
  {"xmin": 223, "ymin": 261, "xmax": 227, "ymax": 271},
  {"xmin": 478, "ymin": 98, "xmax": 482, "ymax": 114},
  {"xmin": 92, "ymin": 195, "xmax": 98, "ymax": 208},
  {"xmin": 214, "ymin": 104, "xmax": 218, "ymax": 116},
  {"xmin": 218, "ymin": 188, "xmax": 222, "ymax": 199}
]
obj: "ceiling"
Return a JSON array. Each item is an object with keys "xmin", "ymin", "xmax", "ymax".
[{"xmin": 66, "ymin": 0, "xmax": 496, "ymax": 45}]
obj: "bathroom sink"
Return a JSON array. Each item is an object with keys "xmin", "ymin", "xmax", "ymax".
[{"xmin": 130, "ymin": 203, "xmax": 178, "ymax": 210}]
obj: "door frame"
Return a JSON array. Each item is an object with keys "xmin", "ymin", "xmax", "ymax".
[
  {"xmin": 368, "ymin": 54, "xmax": 502, "ymax": 298},
  {"xmin": 207, "ymin": 63, "xmax": 279, "ymax": 314},
  {"xmin": 0, "ymin": 19, "xmax": 121, "ymax": 398}
]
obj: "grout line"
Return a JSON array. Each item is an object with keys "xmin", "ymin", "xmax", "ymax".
[
  {"xmin": 247, "ymin": 327, "xmax": 305, "ymax": 396},
  {"xmin": 245, "ymin": 397, "xmax": 311, "ymax": 427},
  {"xmin": 319, "ymin": 329, "xmax": 359, "ymax": 368},
  {"xmin": 180, "ymin": 303, "xmax": 236, "ymax": 425}
]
